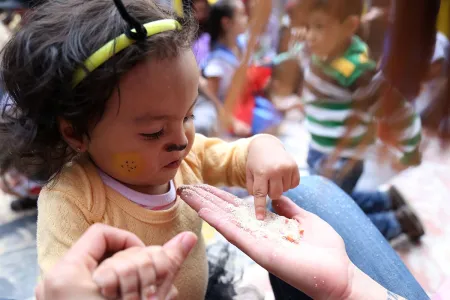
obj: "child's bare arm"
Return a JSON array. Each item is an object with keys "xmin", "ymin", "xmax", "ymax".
[{"xmin": 199, "ymin": 76, "xmax": 223, "ymax": 110}]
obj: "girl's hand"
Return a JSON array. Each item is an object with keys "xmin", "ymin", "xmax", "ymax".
[
  {"xmin": 92, "ymin": 232, "xmax": 197, "ymax": 300},
  {"xmin": 178, "ymin": 185, "xmax": 352, "ymax": 299},
  {"xmin": 246, "ymin": 135, "xmax": 300, "ymax": 219}
]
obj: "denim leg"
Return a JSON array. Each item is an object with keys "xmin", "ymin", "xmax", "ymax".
[
  {"xmin": 351, "ymin": 190, "xmax": 393, "ymax": 213},
  {"xmin": 368, "ymin": 211, "xmax": 402, "ymax": 241},
  {"xmin": 306, "ymin": 148, "xmax": 363, "ymax": 194},
  {"xmin": 268, "ymin": 176, "xmax": 428, "ymax": 300}
]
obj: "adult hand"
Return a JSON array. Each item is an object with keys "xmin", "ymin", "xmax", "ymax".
[
  {"xmin": 178, "ymin": 185, "xmax": 351, "ymax": 299},
  {"xmin": 36, "ymin": 223, "xmax": 197, "ymax": 300}
]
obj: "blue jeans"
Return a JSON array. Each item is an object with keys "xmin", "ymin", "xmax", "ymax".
[
  {"xmin": 269, "ymin": 176, "xmax": 429, "ymax": 300},
  {"xmin": 307, "ymin": 148, "xmax": 402, "ymax": 240}
]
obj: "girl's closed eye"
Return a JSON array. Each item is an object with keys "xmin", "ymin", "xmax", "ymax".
[
  {"xmin": 184, "ymin": 114, "xmax": 195, "ymax": 122},
  {"xmin": 140, "ymin": 128, "xmax": 164, "ymax": 140}
]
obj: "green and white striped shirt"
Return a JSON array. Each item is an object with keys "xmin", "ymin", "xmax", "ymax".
[{"xmin": 299, "ymin": 36, "xmax": 421, "ymax": 163}]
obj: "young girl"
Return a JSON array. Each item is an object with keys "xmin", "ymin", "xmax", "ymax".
[
  {"xmin": 0, "ymin": 0, "xmax": 299, "ymax": 299},
  {"xmin": 204, "ymin": 0, "xmax": 282, "ymax": 136}
]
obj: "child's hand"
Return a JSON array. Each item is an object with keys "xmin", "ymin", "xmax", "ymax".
[
  {"xmin": 92, "ymin": 232, "xmax": 197, "ymax": 300},
  {"xmin": 246, "ymin": 135, "xmax": 300, "ymax": 220}
]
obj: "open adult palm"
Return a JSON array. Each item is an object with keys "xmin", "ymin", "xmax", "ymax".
[{"xmin": 178, "ymin": 185, "xmax": 354, "ymax": 299}]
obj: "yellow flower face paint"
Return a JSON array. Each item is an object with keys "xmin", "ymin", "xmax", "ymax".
[{"xmin": 112, "ymin": 152, "xmax": 145, "ymax": 178}]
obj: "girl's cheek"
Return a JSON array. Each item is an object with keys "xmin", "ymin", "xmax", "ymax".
[{"xmin": 111, "ymin": 152, "xmax": 145, "ymax": 178}]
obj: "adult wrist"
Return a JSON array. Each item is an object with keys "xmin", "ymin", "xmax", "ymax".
[{"xmin": 344, "ymin": 264, "xmax": 387, "ymax": 300}]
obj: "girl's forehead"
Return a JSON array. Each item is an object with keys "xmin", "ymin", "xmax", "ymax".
[{"xmin": 105, "ymin": 51, "xmax": 199, "ymax": 119}]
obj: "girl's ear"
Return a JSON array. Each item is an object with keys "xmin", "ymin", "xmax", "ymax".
[{"xmin": 58, "ymin": 118, "xmax": 88, "ymax": 153}]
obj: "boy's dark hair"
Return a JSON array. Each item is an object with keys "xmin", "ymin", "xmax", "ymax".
[
  {"xmin": 310, "ymin": 0, "xmax": 364, "ymax": 21},
  {"xmin": 0, "ymin": 0, "xmax": 197, "ymax": 181},
  {"xmin": 207, "ymin": 0, "xmax": 236, "ymax": 47}
]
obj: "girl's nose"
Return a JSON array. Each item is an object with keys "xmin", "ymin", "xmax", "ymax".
[{"xmin": 166, "ymin": 126, "xmax": 188, "ymax": 152}]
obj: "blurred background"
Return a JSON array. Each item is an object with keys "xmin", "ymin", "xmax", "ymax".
[{"xmin": 0, "ymin": 0, "xmax": 450, "ymax": 299}]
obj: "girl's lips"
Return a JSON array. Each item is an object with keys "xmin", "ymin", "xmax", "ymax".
[{"xmin": 164, "ymin": 159, "xmax": 181, "ymax": 169}]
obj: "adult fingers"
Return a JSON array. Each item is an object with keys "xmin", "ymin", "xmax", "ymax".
[
  {"xmin": 66, "ymin": 223, "xmax": 145, "ymax": 272},
  {"xmin": 177, "ymin": 185, "xmax": 217, "ymax": 213},
  {"xmin": 178, "ymin": 185, "xmax": 237, "ymax": 214},
  {"xmin": 196, "ymin": 185, "xmax": 239, "ymax": 206},
  {"xmin": 140, "ymin": 235, "xmax": 193, "ymax": 300},
  {"xmin": 252, "ymin": 175, "xmax": 268, "ymax": 220},
  {"xmin": 162, "ymin": 232, "xmax": 198, "ymax": 270}
]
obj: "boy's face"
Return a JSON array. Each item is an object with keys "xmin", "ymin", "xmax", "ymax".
[
  {"xmin": 86, "ymin": 50, "xmax": 199, "ymax": 191},
  {"xmin": 306, "ymin": 9, "xmax": 356, "ymax": 58}
]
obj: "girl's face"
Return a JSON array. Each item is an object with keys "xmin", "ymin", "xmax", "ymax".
[
  {"xmin": 193, "ymin": 0, "xmax": 209, "ymax": 23},
  {"xmin": 228, "ymin": 0, "xmax": 248, "ymax": 36},
  {"xmin": 83, "ymin": 50, "xmax": 199, "ymax": 190}
]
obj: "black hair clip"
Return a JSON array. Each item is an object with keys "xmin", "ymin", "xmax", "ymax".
[{"xmin": 112, "ymin": 0, "xmax": 148, "ymax": 40}]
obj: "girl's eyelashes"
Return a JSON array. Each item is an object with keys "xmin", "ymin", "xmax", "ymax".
[
  {"xmin": 140, "ymin": 129, "xmax": 164, "ymax": 140},
  {"xmin": 140, "ymin": 115, "xmax": 194, "ymax": 140},
  {"xmin": 184, "ymin": 114, "xmax": 195, "ymax": 122}
]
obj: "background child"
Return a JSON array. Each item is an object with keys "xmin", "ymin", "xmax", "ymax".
[
  {"xmin": 295, "ymin": 0, "xmax": 423, "ymax": 241},
  {"xmin": 204, "ymin": 0, "xmax": 248, "ymax": 101},
  {"xmin": 0, "ymin": 0, "xmax": 299, "ymax": 299},
  {"xmin": 204, "ymin": 0, "xmax": 282, "ymax": 136},
  {"xmin": 190, "ymin": 0, "xmax": 224, "ymax": 137}
]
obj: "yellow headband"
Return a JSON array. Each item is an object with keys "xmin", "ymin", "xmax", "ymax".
[{"xmin": 72, "ymin": 19, "xmax": 182, "ymax": 87}]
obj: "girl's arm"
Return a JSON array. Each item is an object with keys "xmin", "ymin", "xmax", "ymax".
[
  {"xmin": 206, "ymin": 76, "xmax": 220, "ymax": 100},
  {"xmin": 199, "ymin": 76, "xmax": 222, "ymax": 110}
]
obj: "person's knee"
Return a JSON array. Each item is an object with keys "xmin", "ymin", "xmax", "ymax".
[
  {"xmin": 273, "ymin": 175, "xmax": 353, "ymax": 214},
  {"xmin": 285, "ymin": 175, "xmax": 347, "ymax": 200}
]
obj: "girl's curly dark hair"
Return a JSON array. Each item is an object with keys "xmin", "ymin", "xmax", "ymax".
[{"xmin": 0, "ymin": 0, "xmax": 198, "ymax": 181}]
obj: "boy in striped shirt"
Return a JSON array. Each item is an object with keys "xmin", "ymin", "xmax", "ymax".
[{"xmin": 297, "ymin": 0, "xmax": 423, "ymax": 241}]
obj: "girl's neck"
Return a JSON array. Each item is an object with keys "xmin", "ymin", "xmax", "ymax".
[
  {"xmin": 218, "ymin": 33, "xmax": 238, "ymax": 51},
  {"xmin": 124, "ymin": 182, "xmax": 170, "ymax": 195}
]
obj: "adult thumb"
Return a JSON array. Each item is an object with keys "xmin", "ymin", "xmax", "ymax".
[{"xmin": 163, "ymin": 232, "xmax": 198, "ymax": 267}]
